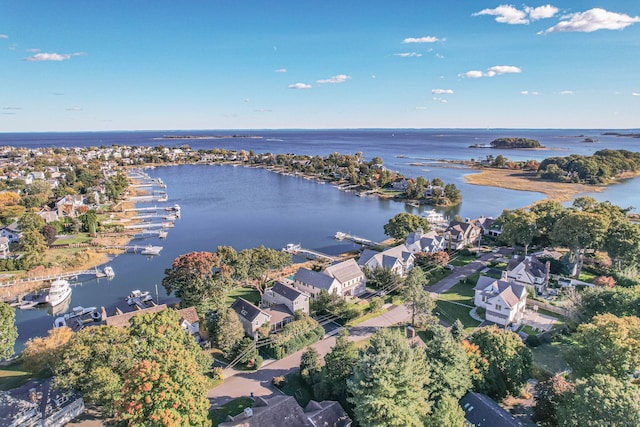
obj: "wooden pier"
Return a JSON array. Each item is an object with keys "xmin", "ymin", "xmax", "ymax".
[
  {"xmin": 105, "ymin": 245, "xmax": 163, "ymax": 255},
  {"xmin": 282, "ymin": 244, "xmax": 336, "ymax": 262},
  {"xmin": 334, "ymin": 232, "xmax": 382, "ymax": 247},
  {"xmin": 0, "ymin": 267, "xmax": 115, "ymax": 288}
]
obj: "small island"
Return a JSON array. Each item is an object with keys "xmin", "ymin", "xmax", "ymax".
[{"xmin": 489, "ymin": 137, "xmax": 543, "ymax": 149}]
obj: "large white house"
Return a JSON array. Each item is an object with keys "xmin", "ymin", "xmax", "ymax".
[
  {"xmin": 506, "ymin": 255, "xmax": 550, "ymax": 294},
  {"xmin": 474, "ymin": 276, "xmax": 527, "ymax": 327},
  {"xmin": 404, "ymin": 228, "xmax": 446, "ymax": 254},
  {"xmin": 358, "ymin": 244, "xmax": 415, "ymax": 277},
  {"xmin": 293, "ymin": 258, "xmax": 366, "ymax": 298}
]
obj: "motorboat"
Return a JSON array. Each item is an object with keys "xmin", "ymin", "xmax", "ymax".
[
  {"xmin": 126, "ymin": 290, "xmax": 154, "ymax": 307},
  {"xmin": 53, "ymin": 306, "xmax": 99, "ymax": 329},
  {"xmin": 103, "ymin": 266, "xmax": 115, "ymax": 278},
  {"xmin": 141, "ymin": 245, "xmax": 162, "ymax": 255},
  {"xmin": 46, "ymin": 279, "xmax": 72, "ymax": 307}
]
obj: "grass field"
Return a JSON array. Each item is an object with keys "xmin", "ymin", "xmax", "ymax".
[
  {"xmin": 449, "ymin": 254, "xmax": 478, "ymax": 267},
  {"xmin": 531, "ymin": 341, "xmax": 571, "ymax": 377},
  {"xmin": 0, "ymin": 360, "xmax": 36, "ymax": 391},
  {"xmin": 225, "ymin": 286, "xmax": 261, "ymax": 306},
  {"xmin": 209, "ymin": 397, "xmax": 254, "ymax": 426},
  {"xmin": 437, "ymin": 278, "xmax": 476, "ymax": 306},
  {"xmin": 435, "ymin": 300, "xmax": 480, "ymax": 332}
]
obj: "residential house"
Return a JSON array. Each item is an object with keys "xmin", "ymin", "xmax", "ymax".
[
  {"xmin": 443, "ymin": 220, "xmax": 482, "ymax": 250},
  {"xmin": 0, "ymin": 222, "xmax": 21, "ymax": 243},
  {"xmin": 460, "ymin": 392, "xmax": 523, "ymax": 427},
  {"xmin": 0, "ymin": 379, "xmax": 85, "ymax": 427},
  {"xmin": 293, "ymin": 258, "xmax": 366, "ymax": 298},
  {"xmin": 55, "ymin": 194, "xmax": 86, "ymax": 218},
  {"xmin": 219, "ymin": 395, "xmax": 351, "ymax": 427},
  {"xmin": 38, "ymin": 208, "xmax": 59, "ymax": 224},
  {"xmin": 474, "ymin": 276, "xmax": 527, "ymax": 327},
  {"xmin": 472, "ymin": 216, "xmax": 502, "ymax": 238},
  {"xmin": 506, "ymin": 255, "xmax": 550, "ymax": 294},
  {"xmin": 104, "ymin": 304, "xmax": 202, "ymax": 341},
  {"xmin": 262, "ymin": 280, "xmax": 310, "ymax": 315},
  {"xmin": 0, "ymin": 236, "xmax": 10, "ymax": 258},
  {"xmin": 177, "ymin": 306, "xmax": 200, "ymax": 338},
  {"xmin": 358, "ymin": 244, "xmax": 415, "ymax": 277},
  {"xmin": 404, "ymin": 228, "xmax": 446, "ymax": 254},
  {"xmin": 231, "ymin": 297, "xmax": 271, "ymax": 338},
  {"xmin": 27, "ymin": 171, "xmax": 46, "ymax": 181}
]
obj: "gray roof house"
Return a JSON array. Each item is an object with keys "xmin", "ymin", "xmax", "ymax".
[
  {"xmin": 443, "ymin": 220, "xmax": 482, "ymax": 250},
  {"xmin": 474, "ymin": 276, "xmax": 527, "ymax": 327},
  {"xmin": 358, "ymin": 244, "xmax": 415, "ymax": 277},
  {"xmin": 219, "ymin": 395, "xmax": 351, "ymax": 427},
  {"xmin": 0, "ymin": 379, "xmax": 85, "ymax": 427},
  {"xmin": 293, "ymin": 258, "xmax": 366, "ymax": 298},
  {"xmin": 460, "ymin": 392, "xmax": 523, "ymax": 427},
  {"xmin": 506, "ymin": 255, "xmax": 550, "ymax": 294},
  {"xmin": 405, "ymin": 228, "xmax": 446, "ymax": 254},
  {"xmin": 0, "ymin": 221, "xmax": 21, "ymax": 243},
  {"xmin": 263, "ymin": 280, "xmax": 310, "ymax": 315},
  {"xmin": 231, "ymin": 297, "xmax": 271, "ymax": 338}
]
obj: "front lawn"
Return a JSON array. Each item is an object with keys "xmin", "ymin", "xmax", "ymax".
[
  {"xmin": 434, "ymin": 300, "xmax": 480, "ymax": 332},
  {"xmin": 278, "ymin": 372, "xmax": 314, "ymax": 407},
  {"xmin": 209, "ymin": 397, "xmax": 254, "ymax": 426},
  {"xmin": 225, "ymin": 286, "xmax": 261, "ymax": 306},
  {"xmin": 0, "ymin": 360, "xmax": 37, "ymax": 391},
  {"xmin": 425, "ymin": 267, "xmax": 452, "ymax": 286},
  {"xmin": 437, "ymin": 278, "xmax": 476, "ymax": 306},
  {"xmin": 449, "ymin": 253, "xmax": 478, "ymax": 267}
]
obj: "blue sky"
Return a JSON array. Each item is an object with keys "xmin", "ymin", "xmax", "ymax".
[{"xmin": 1, "ymin": 1, "xmax": 639, "ymax": 131}]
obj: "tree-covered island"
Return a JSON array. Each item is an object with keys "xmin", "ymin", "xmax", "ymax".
[{"xmin": 469, "ymin": 137, "xmax": 543, "ymax": 149}]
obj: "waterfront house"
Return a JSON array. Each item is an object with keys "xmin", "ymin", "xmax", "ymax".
[
  {"xmin": 262, "ymin": 280, "xmax": 310, "ymax": 315},
  {"xmin": 404, "ymin": 228, "xmax": 446, "ymax": 254},
  {"xmin": 177, "ymin": 306, "xmax": 200, "ymax": 338},
  {"xmin": 293, "ymin": 258, "xmax": 366, "ymax": 298},
  {"xmin": 0, "ymin": 379, "xmax": 85, "ymax": 427},
  {"xmin": 358, "ymin": 244, "xmax": 415, "ymax": 277},
  {"xmin": 506, "ymin": 255, "xmax": 550, "ymax": 294},
  {"xmin": 474, "ymin": 276, "xmax": 527, "ymax": 327},
  {"xmin": 231, "ymin": 297, "xmax": 271, "ymax": 338},
  {"xmin": 219, "ymin": 395, "xmax": 351, "ymax": 427},
  {"xmin": 104, "ymin": 304, "xmax": 202, "ymax": 340},
  {"xmin": 472, "ymin": 216, "xmax": 502, "ymax": 237},
  {"xmin": 443, "ymin": 220, "xmax": 482, "ymax": 250},
  {"xmin": 0, "ymin": 221, "xmax": 21, "ymax": 243}
]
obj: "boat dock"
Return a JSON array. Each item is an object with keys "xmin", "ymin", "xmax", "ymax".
[
  {"xmin": 105, "ymin": 245, "xmax": 163, "ymax": 255},
  {"xmin": 282, "ymin": 244, "xmax": 336, "ymax": 262},
  {"xmin": 1, "ymin": 267, "xmax": 115, "ymax": 289},
  {"xmin": 334, "ymin": 232, "xmax": 382, "ymax": 247},
  {"xmin": 124, "ymin": 205, "xmax": 179, "ymax": 213}
]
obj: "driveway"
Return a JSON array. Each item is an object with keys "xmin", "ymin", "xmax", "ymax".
[{"xmin": 428, "ymin": 252, "xmax": 500, "ymax": 295}]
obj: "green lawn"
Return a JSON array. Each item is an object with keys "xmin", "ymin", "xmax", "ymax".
[
  {"xmin": 209, "ymin": 397, "xmax": 254, "ymax": 426},
  {"xmin": 345, "ymin": 308, "xmax": 388, "ymax": 327},
  {"xmin": 280, "ymin": 372, "xmax": 314, "ymax": 407},
  {"xmin": 434, "ymin": 300, "xmax": 480, "ymax": 332},
  {"xmin": 449, "ymin": 254, "xmax": 478, "ymax": 267},
  {"xmin": 0, "ymin": 360, "xmax": 37, "ymax": 391},
  {"xmin": 225, "ymin": 286, "xmax": 261, "ymax": 306},
  {"xmin": 425, "ymin": 268, "xmax": 452, "ymax": 286},
  {"xmin": 531, "ymin": 341, "xmax": 571, "ymax": 377},
  {"xmin": 437, "ymin": 278, "xmax": 476, "ymax": 306},
  {"xmin": 51, "ymin": 233, "xmax": 92, "ymax": 245}
]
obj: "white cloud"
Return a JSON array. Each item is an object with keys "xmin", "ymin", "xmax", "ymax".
[
  {"xmin": 525, "ymin": 5, "xmax": 559, "ymax": 20},
  {"xmin": 0, "ymin": 34, "xmax": 8, "ymax": 39},
  {"xmin": 415, "ymin": 106, "xmax": 427, "ymax": 110},
  {"xmin": 432, "ymin": 89, "xmax": 453, "ymax": 95},
  {"xmin": 24, "ymin": 52, "xmax": 85, "ymax": 62},
  {"xmin": 460, "ymin": 65, "xmax": 521, "ymax": 78},
  {"xmin": 26, "ymin": 48, "xmax": 40, "ymax": 53},
  {"xmin": 520, "ymin": 90, "xmax": 539, "ymax": 95},
  {"xmin": 288, "ymin": 83, "xmax": 312, "ymax": 89},
  {"xmin": 65, "ymin": 106, "xmax": 83, "ymax": 111},
  {"xmin": 2, "ymin": 106, "xmax": 22, "ymax": 110},
  {"xmin": 632, "ymin": 93, "xmax": 640, "ymax": 96},
  {"xmin": 560, "ymin": 90, "xmax": 574, "ymax": 95},
  {"xmin": 435, "ymin": 53, "xmax": 444, "ymax": 59},
  {"xmin": 275, "ymin": 68, "xmax": 287, "ymax": 73},
  {"xmin": 394, "ymin": 52, "xmax": 422, "ymax": 57},
  {"xmin": 402, "ymin": 36, "xmax": 441, "ymax": 43},
  {"xmin": 432, "ymin": 97, "xmax": 447, "ymax": 103},
  {"xmin": 540, "ymin": 8, "xmax": 640, "ymax": 34},
  {"xmin": 316, "ymin": 74, "xmax": 351, "ymax": 84},
  {"xmin": 460, "ymin": 70, "xmax": 484, "ymax": 79},
  {"xmin": 473, "ymin": 5, "xmax": 529, "ymax": 24}
]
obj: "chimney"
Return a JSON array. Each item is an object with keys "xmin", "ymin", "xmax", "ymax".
[{"xmin": 243, "ymin": 407, "xmax": 253, "ymax": 418}]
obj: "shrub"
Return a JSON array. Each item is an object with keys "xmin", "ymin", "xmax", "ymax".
[
  {"xmin": 272, "ymin": 376, "xmax": 286, "ymax": 387},
  {"xmin": 212, "ymin": 367, "xmax": 224, "ymax": 381}
]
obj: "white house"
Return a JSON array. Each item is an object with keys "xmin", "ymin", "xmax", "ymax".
[
  {"xmin": 506, "ymin": 255, "xmax": 550, "ymax": 294},
  {"xmin": 263, "ymin": 280, "xmax": 310, "ymax": 315},
  {"xmin": 405, "ymin": 228, "xmax": 446, "ymax": 254},
  {"xmin": 0, "ymin": 236, "xmax": 10, "ymax": 258},
  {"xmin": 474, "ymin": 276, "xmax": 527, "ymax": 327},
  {"xmin": 358, "ymin": 244, "xmax": 415, "ymax": 277},
  {"xmin": 443, "ymin": 220, "xmax": 482, "ymax": 250},
  {"xmin": 0, "ymin": 222, "xmax": 21, "ymax": 243},
  {"xmin": 293, "ymin": 258, "xmax": 366, "ymax": 298}
]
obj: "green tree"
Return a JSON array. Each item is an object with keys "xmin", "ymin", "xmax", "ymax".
[
  {"xmin": 426, "ymin": 395, "xmax": 466, "ymax": 427},
  {"xmin": 443, "ymin": 183, "xmax": 462, "ymax": 204},
  {"xmin": 236, "ymin": 245, "xmax": 292, "ymax": 294},
  {"xmin": 530, "ymin": 200, "xmax": 566, "ymax": 246},
  {"xmin": 18, "ymin": 211, "xmax": 45, "ymax": 232},
  {"xmin": 450, "ymin": 319, "xmax": 465, "ymax": 341},
  {"xmin": 557, "ymin": 374, "xmax": 640, "ymax": 427},
  {"xmin": 565, "ymin": 313, "xmax": 640, "ymax": 380},
  {"xmin": 469, "ymin": 326, "xmax": 532, "ymax": 399},
  {"xmin": 300, "ymin": 347, "xmax": 322, "ymax": 385},
  {"xmin": 347, "ymin": 328, "xmax": 431, "ymax": 427},
  {"xmin": 422, "ymin": 325, "xmax": 472, "ymax": 403},
  {"xmin": 383, "ymin": 213, "xmax": 431, "ymax": 241},
  {"xmin": 551, "ymin": 211, "xmax": 609, "ymax": 277},
  {"xmin": 402, "ymin": 267, "xmax": 434, "ymax": 327},
  {"xmin": 365, "ymin": 266, "xmax": 403, "ymax": 292},
  {"xmin": 498, "ymin": 208, "xmax": 538, "ymax": 255},
  {"xmin": 533, "ymin": 373, "xmax": 574, "ymax": 426},
  {"xmin": 79, "ymin": 210, "xmax": 98, "ymax": 234},
  {"xmin": 368, "ymin": 296, "xmax": 384, "ymax": 313},
  {"xmin": 19, "ymin": 229, "xmax": 48, "ymax": 268},
  {"xmin": 162, "ymin": 251, "xmax": 229, "ymax": 309},
  {"xmin": 214, "ymin": 308, "xmax": 245, "ymax": 358},
  {"xmin": 0, "ymin": 302, "xmax": 17, "ymax": 360},
  {"xmin": 604, "ymin": 220, "xmax": 640, "ymax": 270},
  {"xmin": 321, "ymin": 329, "xmax": 358, "ymax": 400}
]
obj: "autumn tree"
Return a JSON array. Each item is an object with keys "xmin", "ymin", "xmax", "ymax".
[
  {"xmin": 21, "ymin": 326, "xmax": 73, "ymax": 373},
  {"xmin": 402, "ymin": 267, "xmax": 435, "ymax": 327},
  {"xmin": 565, "ymin": 313, "xmax": 640, "ymax": 380},
  {"xmin": 347, "ymin": 328, "xmax": 431, "ymax": 427},
  {"xmin": 0, "ymin": 301, "xmax": 17, "ymax": 360},
  {"xmin": 383, "ymin": 213, "xmax": 431, "ymax": 242},
  {"xmin": 533, "ymin": 373, "xmax": 574, "ymax": 426},
  {"xmin": 469, "ymin": 326, "xmax": 532, "ymax": 399},
  {"xmin": 162, "ymin": 251, "xmax": 229, "ymax": 309}
]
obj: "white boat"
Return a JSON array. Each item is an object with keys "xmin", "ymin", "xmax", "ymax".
[
  {"xmin": 335, "ymin": 231, "xmax": 347, "ymax": 240},
  {"xmin": 422, "ymin": 209, "xmax": 448, "ymax": 224},
  {"xmin": 103, "ymin": 266, "xmax": 115, "ymax": 278},
  {"xmin": 126, "ymin": 290, "xmax": 154, "ymax": 307},
  {"xmin": 282, "ymin": 243, "xmax": 301, "ymax": 253},
  {"xmin": 141, "ymin": 245, "xmax": 162, "ymax": 255},
  {"xmin": 53, "ymin": 306, "xmax": 99, "ymax": 329},
  {"xmin": 46, "ymin": 279, "xmax": 72, "ymax": 307}
]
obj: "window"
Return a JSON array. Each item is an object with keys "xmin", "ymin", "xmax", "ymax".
[{"xmin": 495, "ymin": 304, "xmax": 502, "ymax": 311}]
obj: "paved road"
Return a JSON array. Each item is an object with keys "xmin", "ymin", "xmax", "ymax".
[{"xmin": 207, "ymin": 304, "xmax": 411, "ymax": 407}]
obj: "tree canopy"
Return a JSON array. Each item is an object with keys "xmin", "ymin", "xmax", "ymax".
[
  {"xmin": 0, "ymin": 301, "xmax": 17, "ymax": 360},
  {"xmin": 383, "ymin": 213, "xmax": 431, "ymax": 241}
]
